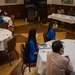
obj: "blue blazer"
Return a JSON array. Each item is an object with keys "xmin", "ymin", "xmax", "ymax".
[
  {"xmin": 46, "ymin": 28, "xmax": 55, "ymax": 40},
  {"xmin": 29, "ymin": 40, "xmax": 37, "ymax": 62}
]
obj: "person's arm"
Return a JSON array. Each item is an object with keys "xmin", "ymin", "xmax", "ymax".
[
  {"xmin": 29, "ymin": 40, "xmax": 38, "ymax": 55},
  {"xmin": 50, "ymin": 30, "xmax": 55, "ymax": 40},
  {"xmin": 65, "ymin": 56, "xmax": 73, "ymax": 73},
  {"xmin": 34, "ymin": 52, "xmax": 38, "ymax": 55}
]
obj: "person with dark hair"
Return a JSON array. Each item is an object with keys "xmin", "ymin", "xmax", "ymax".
[
  {"xmin": 0, "ymin": 9, "xmax": 13, "ymax": 27},
  {"xmin": 46, "ymin": 21, "xmax": 58, "ymax": 41},
  {"xmin": 28, "ymin": 28, "xmax": 38, "ymax": 62},
  {"xmin": 46, "ymin": 40, "xmax": 72, "ymax": 75}
]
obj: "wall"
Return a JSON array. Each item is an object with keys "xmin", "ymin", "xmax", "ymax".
[
  {"xmin": 0, "ymin": 0, "xmax": 24, "ymax": 6},
  {"xmin": 0, "ymin": 0, "xmax": 24, "ymax": 19},
  {"xmin": 47, "ymin": 0, "xmax": 52, "ymax": 4},
  {"xmin": 0, "ymin": 0, "xmax": 75, "ymax": 19},
  {"xmin": 47, "ymin": 0, "xmax": 75, "ymax": 15},
  {"xmin": 50, "ymin": 0, "xmax": 75, "ymax": 6}
]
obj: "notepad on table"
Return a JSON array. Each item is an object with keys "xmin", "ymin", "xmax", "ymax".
[{"xmin": 38, "ymin": 44, "xmax": 51, "ymax": 49}]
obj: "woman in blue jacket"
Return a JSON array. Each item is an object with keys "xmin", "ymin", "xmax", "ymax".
[
  {"xmin": 0, "ymin": 12, "xmax": 4, "ymax": 23},
  {"xmin": 28, "ymin": 28, "xmax": 38, "ymax": 62},
  {"xmin": 46, "ymin": 21, "xmax": 58, "ymax": 41},
  {"xmin": 0, "ymin": 17, "xmax": 4, "ymax": 23}
]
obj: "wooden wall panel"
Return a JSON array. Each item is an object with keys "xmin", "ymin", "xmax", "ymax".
[
  {"xmin": 1, "ymin": 4, "xmax": 74, "ymax": 19},
  {"xmin": 0, "ymin": 4, "xmax": 25, "ymax": 19},
  {"xmin": 47, "ymin": 4, "xmax": 75, "ymax": 15},
  {"xmin": 52, "ymin": 4, "xmax": 75, "ymax": 14},
  {"xmin": 47, "ymin": 5, "xmax": 56, "ymax": 16}
]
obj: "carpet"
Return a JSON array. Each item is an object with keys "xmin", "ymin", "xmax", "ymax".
[
  {"xmin": 15, "ymin": 24, "xmax": 64, "ymax": 43},
  {"xmin": 0, "ymin": 24, "xmax": 75, "ymax": 75}
]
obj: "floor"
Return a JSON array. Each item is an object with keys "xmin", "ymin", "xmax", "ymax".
[{"xmin": 0, "ymin": 19, "xmax": 75, "ymax": 75}]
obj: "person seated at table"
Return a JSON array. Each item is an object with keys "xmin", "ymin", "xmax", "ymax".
[
  {"xmin": 46, "ymin": 21, "xmax": 58, "ymax": 41},
  {"xmin": 28, "ymin": 28, "xmax": 38, "ymax": 62},
  {"xmin": 57, "ymin": 7, "xmax": 65, "ymax": 14},
  {"xmin": 0, "ymin": 9, "xmax": 8, "ymax": 16},
  {"xmin": 67, "ymin": 7, "xmax": 75, "ymax": 16},
  {"xmin": 0, "ymin": 9, "xmax": 13, "ymax": 27},
  {"xmin": 0, "ymin": 17, "xmax": 4, "ymax": 23},
  {"xmin": 0, "ymin": 11, "xmax": 5, "ymax": 23},
  {"xmin": 46, "ymin": 40, "xmax": 72, "ymax": 75}
]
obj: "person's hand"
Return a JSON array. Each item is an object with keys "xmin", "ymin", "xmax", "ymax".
[{"xmin": 65, "ymin": 55, "xmax": 70, "ymax": 61}]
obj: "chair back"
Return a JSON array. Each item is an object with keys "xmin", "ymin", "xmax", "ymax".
[
  {"xmin": 25, "ymin": 41, "xmax": 30, "ymax": 63},
  {"xmin": 8, "ymin": 27, "xmax": 14, "ymax": 36},
  {"xmin": 43, "ymin": 32, "xmax": 47, "ymax": 42},
  {"xmin": 10, "ymin": 15, "xmax": 15, "ymax": 23},
  {"xmin": 20, "ymin": 42, "xmax": 29, "ymax": 64},
  {"xmin": 20, "ymin": 44, "xmax": 26, "ymax": 64},
  {"xmin": 0, "ymin": 22, "xmax": 8, "ymax": 29},
  {"xmin": 20, "ymin": 43, "xmax": 31, "ymax": 73},
  {"xmin": 7, "ymin": 37, "xmax": 16, "ymax": 53}
]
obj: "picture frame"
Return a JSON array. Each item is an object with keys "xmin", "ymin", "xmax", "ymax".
[
  {"xmin": 5, "ymin": 0, "xmax": 17, "ymax": 3},
  {"xmin": 61, "ymin": 0, "xmax": 73, "ymax": 4}
]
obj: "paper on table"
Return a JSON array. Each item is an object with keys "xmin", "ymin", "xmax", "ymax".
[{"xmin": 38, "ymin": 44, "xmax": 51, "ymax": 49}]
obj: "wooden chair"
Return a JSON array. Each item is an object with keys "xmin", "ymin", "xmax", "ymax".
[
  {"xmin": 43, "ymin": 32, "xmax": 47, "ymax": 42},
  {"xmin": 20, "ymin": 41, "xmax": 36, "ymax": 75},
  {"xmin": 8, "ymin": 27, "xmax": 14, "ymax": 36},
  {"xmin": 4, "ymin": 37, "xmax": 19, "ymax": 66},
  {"xmin": 10, "ymin": 15, "xmax": 15, "ymax": 28},
  {"xmin": 0, "ymin": 22, "xmax": 8, "ymax": 29},
  {"xmin": 8, "ymin": 15, "xmax": 15, "ymax": 35},
  {"xmin": 20, "ymin": 44, "xmax": 30, "ymax": 75},
  {"xmin": 10, "ymin": 15, "xmax": 15, "ymax": 23}
]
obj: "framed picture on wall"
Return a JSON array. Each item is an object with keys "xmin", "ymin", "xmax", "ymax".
[
  {"xmin": 5, "ymin": 0, "xmax": 17, "ymax": 3},
  {"xmin": 61, "ymin": 0, "xmax": 73, "ymax": 4}
]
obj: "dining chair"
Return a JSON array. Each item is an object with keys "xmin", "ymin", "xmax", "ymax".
[
  {"xmin": 8, "ymin": 26, "xmax": 14, "ymax": 36},
  {"xmin": 20, "ymin": 41, "xmax": 36, "ymax": 75},
  {"xmin": 43, "ymin": 32, "xmax": 47, "ymax": 42},
  {"xmin": 0, "ymin": 22, "xmax": 8, "ymax": 29},
  {"xmin": 8, "ymin": 15, "xmax": 15, "ymax": 35},
  {"xmin": 10, "ymin": 15, "xmax": 15, "ymax": 28},
  {"xmin": 20, "ymin": 44, "xmax": 30, "ymax": 75},
  {"xmin": 4, "ymin": 36, "xmax": 19, "ymax": 66}
]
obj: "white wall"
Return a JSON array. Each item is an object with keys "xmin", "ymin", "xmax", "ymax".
[
  {"xmin": 50, "ymin": 0, "xmax": 75, "ymax": 6},
  {"xmin": 0, "ymin": 0, "xmax": 24, "ymax": 6},
  {"xmin": 47, "ymin": 0, "xmax": 52, "ymax": 4},
  {"xmin": 0, "ymin": 0, "xmax": 75, "ymax": 6}
]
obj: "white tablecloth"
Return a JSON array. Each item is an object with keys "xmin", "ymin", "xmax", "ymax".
[
  {"xmin": 36, "ymin": 39, "xmax": 75, "ymax": 75},
  {"xmin": 48, "ymin": 13, "xmax": 75, "ymax": 24},
  {"xmin": 0, "ymin": 28, "xmax": 13, "ymax": 51},
  {"xmin": 2, "ymin": 16, "xmax": 13, "ymax": 27}
]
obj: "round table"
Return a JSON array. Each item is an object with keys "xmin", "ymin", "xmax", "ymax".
[
  {"xmin": 0, "ymin": 28, "xmax": 13, "ymax": 51},
  {"xmin": 2, "ymin": 16, "xmax": 13, "ymax": 27},
  {"xmin": 37, "ymin": 39, "xmax": 75, "ymax": 75}
]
